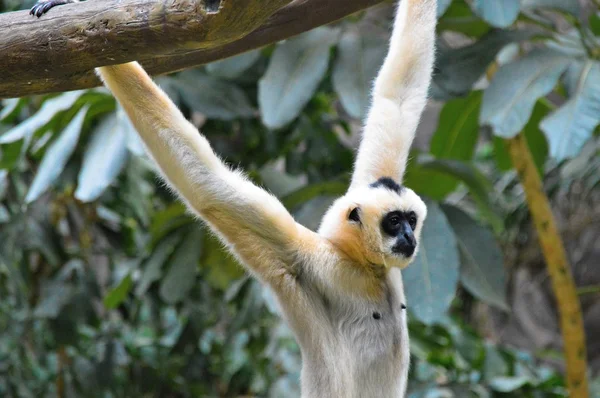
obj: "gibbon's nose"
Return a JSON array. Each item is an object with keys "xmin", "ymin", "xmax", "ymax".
[{"xmin": 392, "ymin": 231, "xmax": 416, "ymax": 257}]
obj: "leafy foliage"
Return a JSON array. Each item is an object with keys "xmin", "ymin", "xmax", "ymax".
[{"xmin": 2, "ymin": 0, "xmax": 600, "ymax": 396}]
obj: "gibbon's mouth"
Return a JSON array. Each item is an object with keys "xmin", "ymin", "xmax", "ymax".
[{"xmin": 391, "ymin": 239, "xmax": 416, "ymax": 258}]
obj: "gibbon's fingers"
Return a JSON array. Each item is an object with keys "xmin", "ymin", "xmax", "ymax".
[
  {"xmin": 96, "ymin": 63, "xmax": 304, "ymax": 284},
  {"xmin": 350, "ymin": 0, "xmax": 436, "ymax": 190}
]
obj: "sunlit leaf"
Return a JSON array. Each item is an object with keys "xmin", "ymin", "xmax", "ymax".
[
  {"xmin": 206, "ymin": 50, "xmax": 261, "ymax": 79},
  {"xmin": 404, "ymin": 201, "xmax": 460, "ymax": 325},
  {"xmin": 493, "ymin": 100, "xmax": 550, "ymax": 173},
  {"xmin": 332, "ymin": 27, "xmax": 387, "ymax": 119},
  {"xmin": 74, "ymin": 114, "xmax": 128, "ymax": 202},
  {"xmin": 432, "ymin": 30, "xmax": 531, "ymax": 100},
  {"xmin": 481, "ymin": 48, "xmax": 570, "ymax": 138},
  {"xmin": 540, "ymin": 61, "xmax": 600, "ymax": 161},
  {"xmin": 473, "ymin": 0, "xmax": 520, "ymax": 28},
  {"xmin": 0, "ymin": 98, "xmax": 23, "ymax": 122},
  {"xmin": 437, "ymin": 1, "xmax": 490, "ymax": 37},
  {"xmin": 489, "ymin": 375, "xmax": 530, "ymax": 392},
  {"xmin": 0, "ymin": 91, "xmax": 84, "ymax": 144},
  {"xmin": 104, "ymin": 272, "xmax": 133, "ymax": 309},
  {"xmin": 25, "ymin": 106, "xmax": 89, "ymax": 203},
  {"xmin": 437, "ymin": 0, "xmax": 452, "ymax": 17},
  {"xmin": 442, "ymin": 205, "xmax": 508, "ymax": 311},
  {"xmin": 259, "ymin": 27, "xmax": 339, "ymax": 129},
  {"xmin": 177, "ymin": 70, "xmax": 254, "ymax": 120},
  {"xmin": 159, "ymin": 228, "xmax": 203, "ymax": 304},
  {"xmin": 521, "ymin": 0, "xmax": 580, "ymax": 15}
]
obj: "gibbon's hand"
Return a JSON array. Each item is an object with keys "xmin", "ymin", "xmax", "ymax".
[
  {"xmin": 30, "ymin": 0, "xmax": 78, "ymax": 17},
  {"xmin": 350, "ymin": 0, "xmax": 436, "ymax": 190},
  {"xmin": 96, "ymin": 63, "xmax": 316, "ymax": 288}
]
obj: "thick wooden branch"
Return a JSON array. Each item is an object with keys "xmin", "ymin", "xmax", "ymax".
[{"xmin": 1, "ymin": 0, "xmax": 383, "ymax": 98}]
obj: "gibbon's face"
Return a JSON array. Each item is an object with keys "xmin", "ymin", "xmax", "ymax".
[{"xmin": 319, "ymin": 178, "xmax": 427, "ymax": 269}]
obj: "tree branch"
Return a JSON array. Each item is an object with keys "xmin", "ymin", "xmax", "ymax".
[{"xmin": 0, "ymin": 0, "xmax": 383, "ymax": 98}]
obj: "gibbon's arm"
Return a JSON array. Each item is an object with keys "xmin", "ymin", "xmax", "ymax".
[
  {"xmin": 97, "ymin": 63, "xmax": 312, "ymax": 286},
  {"xmin": 349, "ymin": 0, "xmax": 436, "ymax": 190}
]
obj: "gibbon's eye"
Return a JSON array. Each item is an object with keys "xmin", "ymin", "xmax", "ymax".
[
  {"xmin": 348, "ymin": 207, "xmax": 361, "ymax": 223},
  {"xmin": 389, "ymin": 215, "xmax": 401, "ymax": 226},
  {"xmin": 408, "ymin": 212, "xmax": 417, "ymax": 230}
]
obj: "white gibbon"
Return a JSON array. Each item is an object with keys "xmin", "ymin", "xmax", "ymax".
[{"xmin": 94, "ymin": 0, "xmax": 435, "ymax": 396}]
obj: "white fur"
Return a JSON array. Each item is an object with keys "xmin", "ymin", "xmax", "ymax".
[{"xmin": 96, "ymin": 0, "xmax": 436, "ymax": 396}]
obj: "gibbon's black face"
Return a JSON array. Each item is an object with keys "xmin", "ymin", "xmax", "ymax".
[
  {"xmin": 318, "ymin": 176, "xmax": 427, "ymax": 269},
  {"xmin": 381, "ymin": 211, "xmax": 417, "ymax": 257}
]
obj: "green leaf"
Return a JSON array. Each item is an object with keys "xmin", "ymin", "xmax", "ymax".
[
  {"xmin": 442, "ymin": 205, "xmax": 508, "ymax": 311},
  {"xmin": 104, "ymin": 273, "xmax": 133, "ymax": 309},
  {"xmin": 493, "ymin": 99, "xmax": 550, "ymax": 173},
  {"xmin": 259, "ymin": 27, "xmax": 338, "ymax": 129},
  {"xmin": 332, "ymin": 27, "xmax": 387, "ymax": 119},
  {"xmin": 258, "ymin": 162, "xmax": 305, "ymax": 197},
  {"xmin": 428, "ymin": 91, "xmax": 482, "ymax": 195},
  {"xmin": 206, "ymin": 50, "xmax": 261, "ymax": 79},
  {"xmin": 0, "ymin": 98, "xmax": 23, "ymax": 122},
  {"xmin": 437, "ymin": 0, "xmax": 452, "ymax": 17},
  {"xmin": 540, "ymin": 61, "xmax": 600, "ymax": 161},
  {"xmin": 177, "ymin": 70, "xmax": 254, "ymax": 120},
  {"xmin": 473, "ymin": 0, "xmax": 521, "ymax": 28},
  {"xmin": 0, "ymin": 91, "xmax": 84, "ymax": 144},
  {"xmin": 437, "ymin": 1, "xmax": 490, "ymax": 37},
  {"xmin": 481, "ymin": 48, "xmax": 570, "ymax": 138},
  {"xmin": 406, "ymin": 158, "xmax": 502, "ymax": 231},
  {"xmin": 202, "ymin": 233, "xmax": 245, "ymax": 290},
  {"xmin": 489, "ymin": 375, "xmax": 530, "ymax": 392},
  {"xmin": 74, "ymin": 113, "xmax": 128, "ymax": 202},
  {"xmin": 135, "ymin": 233, "xmax": 182, "ymax": 296},
  {"xmin": 521, "ymin": 0, "xmax": 580, "ymax": 15},
  {"xmin": 282, "ymin": 180, "xmax": 347, "ymax": 210},
  {"xmin": 432, "ymin": 30, "xmax": 531, "ymax": 100},
  {"xmin": 159, "ymin": 228, "xmax": 203, "ymax": 304},
  {"xmin": 25, "ymin": 106, "xmax": 89, "ymax": 203},
  {"xmin": 403, "ymin": 201, "xmax": 460, "ymax": 325}
]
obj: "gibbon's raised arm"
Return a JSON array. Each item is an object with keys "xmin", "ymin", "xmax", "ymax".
[
  {"xmin": 96, "ymin": 63, "xmax": 306, "ymax": 285},
  {"xmin": 349, "ymin": 0, "xmax": 436, "ymax": 190}
]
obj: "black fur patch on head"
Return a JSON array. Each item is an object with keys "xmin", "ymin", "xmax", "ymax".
[{"xmin": 370, "ymin": 177, "xmax": 403, "ymax": 194}]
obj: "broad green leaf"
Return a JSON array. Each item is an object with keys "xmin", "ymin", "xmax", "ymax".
[
  {"xmin": 473, "ymin": 0, "xmax": 520, "ymax": 28},
  {"xmin": 432, "ymin": 30, "xmax": 531, "ymax": 100},
  {"xmin": 481, "ymin": 48, "xmax": 570, "ymax": 138},
  {"xmin": 206, "ymin": 50, "xmax": 261, "ymax": 79},
  {"xmin": 428, "ymin": 91, "xmax": 482, "ymax": 195},
  {"xmin": 0, "ymin": 91, "xmax": 84, "ymax": 144},
  {"xmin": 521, "ymin": 0, "xmax": 580, "ymax": 15},
  {"xmin": 437, "ymin": 0, "xmax": 452, "ymax": 17},
  {"xmin": 33, "ymin": 281, "xmax": 74, "ymax": 318},
  {"xmin": 540, "ymin": 61, "xmax": 600, "ymax": 161},
  {"xmin": 483, "ymin": 343, "xmax": 510, "ymax": 380},
  {"xmin": 159, "ymin": 228, "xmax": 203, "ymax": 304},
  {"xmin": 406, "ymin": 158, "xmax": 502, "ymax": 231},
  {"xmin": 259, "ymin": 27, "xmax": 338, "ymax": 129},
  {"xmin": 442, "ymin": 205, "xmax": 508, "ymax": 311},
  {"xmin": 25, "ymin": 106, "xmax": 89, "ymax": 203},
  {"xmin": 135, "ymin": 233, "xmax": 182, "ymax": 296},
  {"xmin": 332, "ymin": 27, "xmax": 387, "ymax": 119},
  {"xmin": 202, "ymin": 233, "xmax": 245, "ymax": 290},
  {"xmin": 176, "ymin": 70, "xmax": 254, "ymax": 120},
  {"xmin": 403, "ymin": 201, "xmax": 460, "ymax": 325},
  {"xmin": 75, "ymin": 114, "xmax": 128, "ymax": 202},
  {"xmin": 104, "ymin": 272, "xmax": 133, "ymax": 309},
  {"xmin": 493, "ymin": 100, "xmax": 550, "ymax": 173}
]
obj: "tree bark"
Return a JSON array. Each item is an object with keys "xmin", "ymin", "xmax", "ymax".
[{"xmin": 0, "ymin": 0, "xmax": 383, "ymax": 98}]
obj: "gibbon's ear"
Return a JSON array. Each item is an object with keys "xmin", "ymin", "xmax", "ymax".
[{"xmin": 348, "ymin": 207, "xmax": 361, "ymax": 223}]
